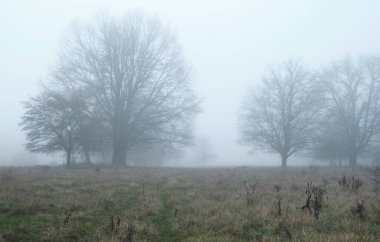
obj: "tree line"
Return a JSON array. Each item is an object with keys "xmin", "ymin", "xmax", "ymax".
[
  {"xmin": 20, "ymin": 12, "xmax": 380, "ymax": 168},
  {"xmin": 239, "ymin": 57, "xmax": 380, "ymax": 167}
]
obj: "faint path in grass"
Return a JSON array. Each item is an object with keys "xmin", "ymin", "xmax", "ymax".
[
  {"xmin": 123, "ymin": 185, "xmax": 139, "ymax": 210},
  {"xmin": 152, "ymin": 191, "xmax": 181, "ymax": 242}
]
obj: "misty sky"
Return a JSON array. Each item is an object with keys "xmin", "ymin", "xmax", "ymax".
[{"xmin": 1, "ymin": 0, "xmax": 380, "ymax": 166}]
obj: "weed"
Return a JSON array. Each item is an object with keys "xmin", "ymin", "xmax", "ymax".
[
  {"xmin": 277, "ymin": 198, "xmax": 282, "ymax": 216},
  {"xmin": 63, "ymin": 210, "xmax": 71, "ymax": 226},
  {"xmin": 302, "ymin": 182, "xmax": 324, "ymax": 220},
  {"xmin": 274, "ymin": 184, "xmax": 282, "ymax": 192},
  {"xmin": 275, "ymin": 221, "xmax": 292, "ymax": 240},
  {"xmin": 351, "ymin": 176, "xmax": 364, "ymax": 192},
  {"xmin": 352, "ymin": 199, "xmax": 365, "ymax": 220},
  {"xmin": 339, "ymin": 174, "xmax": 363, "ymax": 192},
  {"xmin": 122, "ymin": 223, "xmax": 134, "ymax": 242},
  {"xmin": 243, "ymin": 181, "xmax": 258, "ymax": 205},
  {"xmin": 110, "ymin": 215, "xmax": 114, "ymax": 233}
]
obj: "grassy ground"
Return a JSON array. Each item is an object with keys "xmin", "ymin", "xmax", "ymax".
[{"xmin": 0, "ymin": 166, "xmax": 379, "ymax": 241}]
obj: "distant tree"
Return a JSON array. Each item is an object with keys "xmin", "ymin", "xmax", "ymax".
[
  {"xmin": 20, "ymin": 88, "xmax": 87, "ymax": 167},
  {"xmin": 126, "ymin": 143, "xmax": 178, "ymax": 166},
  {"xmin": 194, "ymin": 138, "xmax": 217, "ymax": 166},
  {"xmin": 77, "ymin": 116, "xmax": 105, "ymax": 164},
  {"xmin": 312, "ymin": 115, "xmax": 346, "ymax": 166},
  {"xmin": 54, "ymin": 12, "xmax": 199, "ymax": 165},
  {"xmin": 321, "ymin": 56, "xmax": 380, "ymax": 167},
  {"xmin": 48, "ymin": 75, "xmax": 108, "ymax": 165},
  {"xmin": 239, "ymin": 60, "xmax": 322, "ymax": 167}
]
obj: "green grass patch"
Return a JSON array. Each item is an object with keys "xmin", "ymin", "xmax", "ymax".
[{"xmin": 152, "ymin": 192, "xmax": 182, "ymax": 241}]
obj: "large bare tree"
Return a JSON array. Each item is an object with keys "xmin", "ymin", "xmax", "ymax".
[
  {"xmin": 54, "ymin": 13, "xmax": 199, "ymax": 165},
  {"xmin": 20, "ymin": 88, "xmax": 87, "ymax": 167},
  {"xmin": 239, "ymin": 61, "xmax": 322, "ymax": 167},
  {"xmin": 321, "ymin": 56, "xmax": 380, "ymax": 167}
]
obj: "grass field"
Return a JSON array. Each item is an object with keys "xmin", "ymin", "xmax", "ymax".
[{"xmin": 0, "ymin": 166, "xmax": 379, "ymax": 241}]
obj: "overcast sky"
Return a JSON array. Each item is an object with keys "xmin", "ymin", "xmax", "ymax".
[{"xmin": 1, "ymin": 0, "xmax": 380, "ymax": 166}]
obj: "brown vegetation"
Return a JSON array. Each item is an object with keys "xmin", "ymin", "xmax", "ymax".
[{"xmin": 0, "ymin": 166, "xmax": 378, "ymax": 241}]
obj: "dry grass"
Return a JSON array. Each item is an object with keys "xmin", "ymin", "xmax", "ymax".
[{"xmin": 0, "ymin": 166, "xmax": 379, "ymax": 241}]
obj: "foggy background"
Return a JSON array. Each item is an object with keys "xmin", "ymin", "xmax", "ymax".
[{"xmin": 1, "ymin": 0, "xmax": 380, "ymax": 166}]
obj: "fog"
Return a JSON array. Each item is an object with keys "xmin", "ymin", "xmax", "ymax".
[{"xmin": 1, "ymin": 0, "xmax": 380, "ymax": 166}]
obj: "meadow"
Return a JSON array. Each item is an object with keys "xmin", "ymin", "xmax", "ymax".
[{"xmin": 0, "ymin": 166, "xmax": 379, "ymax": 241}]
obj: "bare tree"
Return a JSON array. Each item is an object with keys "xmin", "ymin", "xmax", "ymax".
[
  {"xmin": 127, "ymin": 143, "xmax": 180, "ymax": 167},
  {"xmin": 20, "ymin": 88, "xmax": 87, "ymax": 167},
  {"xmin": 321, "ymin": 56, "xmax": 380, "ymax": 167},
  {"xmin": 312, "ymin": 134, "xmax": 346, "ymax": 166},
  {"xmin": 43, "ymin": 75, "xmax": 107, "ymax": 165},
  {"xmin": 54, "ymin": 12, "xmax": 199, "ymax": 165},
  {"xmin": 312, "ymin": 110, "xmax": 346, "ymax": 166},
  {"xmin": 239, "ymin": 61, "xmax": 322, "ymax": 167},
  {"xmin": 77, "ymin": 116, "xmax": 105, "ymax": 164},
  {"xmin": 194, "ymin": 138, "xmax": 217, "ymax": 166}
]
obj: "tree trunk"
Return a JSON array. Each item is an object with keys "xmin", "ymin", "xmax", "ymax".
[
  {"xmin": 66, "ymin": 150, "xmax": 71, "ymax": 168},
  {"xmin": 119, "ymin": 148, "xmax": 127, "ymax": 165},
  {"xmin": 348, "ymin": 153, "xmax": 358, "ymax": 167},
  {"xmin": 112, "ymin": 146, "xmax": 119, "ymax": 165},
  {"xmin": 112, "ymin": 146, "xmax": 127, "ymax": 165},
  {"xmin": 281, "ymin": 154, "xmax": 288, "ymax": 168}
]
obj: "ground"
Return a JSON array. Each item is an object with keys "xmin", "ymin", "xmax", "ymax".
[{"xmin": 0, "ymin": 166, "xmax": 379, "ymax": 241}]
